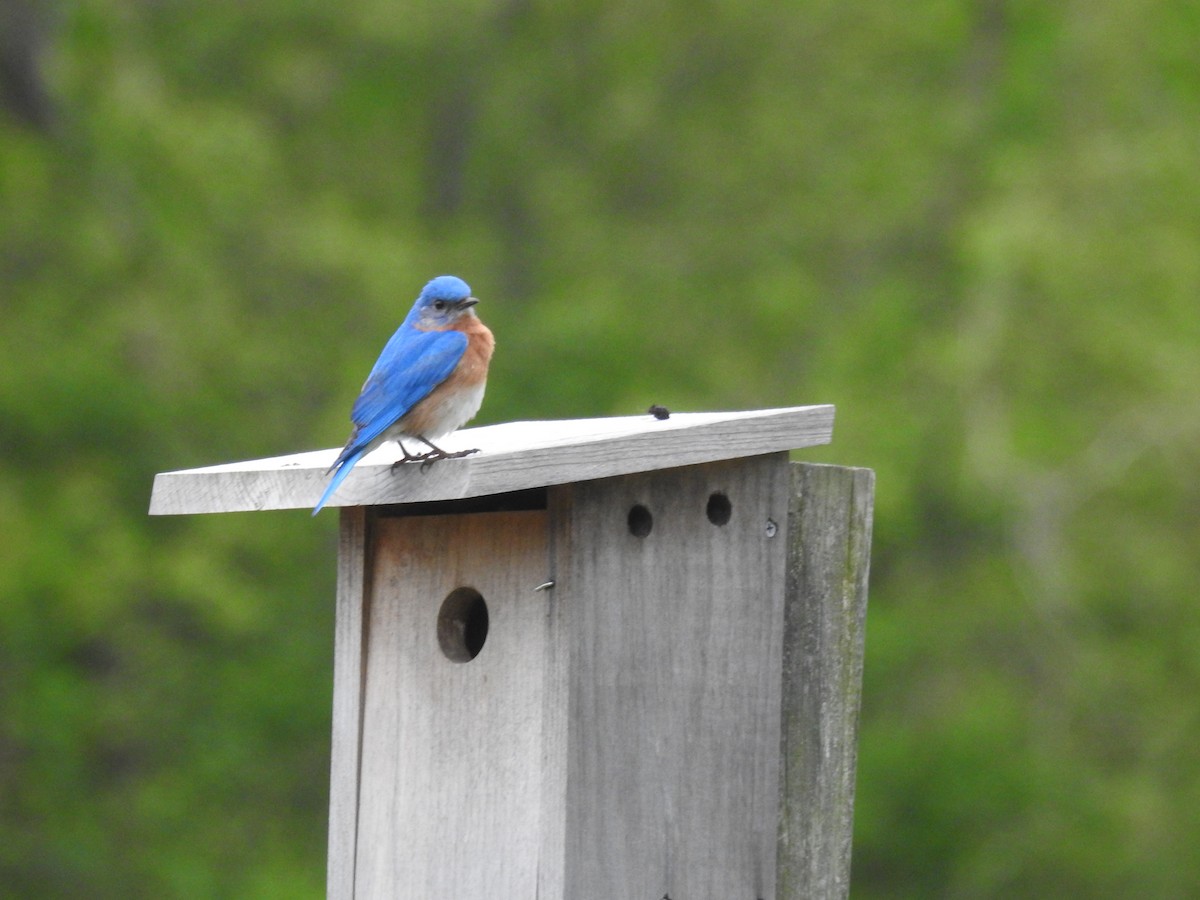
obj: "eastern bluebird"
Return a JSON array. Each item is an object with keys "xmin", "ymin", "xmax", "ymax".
[{"xmin": 312, "ymin": 275, "xmax": 494, "ymax": 515}]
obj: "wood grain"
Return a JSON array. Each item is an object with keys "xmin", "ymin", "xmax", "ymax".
[
  {"xmin": 326, "ymin": 507, "xmax": 372, "ymax": 900},
  {"xmin": 556, "ymin": 454, "xmax": 791, "ymax": 899},
  {"xmin": 351, "ymin": 511, "xmax": 554, "ymax": 898},
  {"xmin": 148, "ymin": 405, "xmax": 834, "ymax": 515},
  {"xmin": 778, "ymin": 463, "xmax": 875, "ymax": 900}
]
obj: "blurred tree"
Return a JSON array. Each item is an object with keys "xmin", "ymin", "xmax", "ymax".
[{"xmin": 0, "ymin": 0, "xmax": 56, "ymax": 130}]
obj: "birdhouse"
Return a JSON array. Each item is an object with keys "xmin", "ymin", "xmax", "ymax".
[{"xmin": 149, "ymin": 405, "xmax": 874, "ymax": 899}]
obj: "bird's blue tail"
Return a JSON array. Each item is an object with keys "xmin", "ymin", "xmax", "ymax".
[{"xmin": 312, "ymin": 446, "xmax": 369, "ymax": 516}]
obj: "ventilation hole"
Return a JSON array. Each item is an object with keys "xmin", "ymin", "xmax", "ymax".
[
  {"xmin": 437, "ymin": 587, "xmax": 489, "ymax": 662},
  {"xmin": 627, "ymin": 504, "xmax": 653, "ymax": 538},
  {"xmin": 706, "ymin": 492, "xmax": 732, "ymax": 526}
]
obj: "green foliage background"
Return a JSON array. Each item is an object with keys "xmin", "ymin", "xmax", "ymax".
[{"xmin": 2, "ymin": 0, "xmax": 1198, "ymax": 895}]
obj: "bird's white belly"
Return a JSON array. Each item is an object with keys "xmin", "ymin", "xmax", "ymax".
[
  {"xmin": 425, "ymin": 380, "xmax": 486, "ymax": 439},
  {"xmin": 384, "ymin": 379, "xmax": 486, "ymax": 444}
]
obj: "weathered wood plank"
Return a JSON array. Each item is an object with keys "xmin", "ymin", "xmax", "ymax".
[
  {"xmin": 148, "ymin": 405, "xmax": 834, "ymax": 515},
  {"xmin": 352, "ymin": 511, "xmax": 553, "ymax": 898},
  {"xmin": 778, "ymin": 463, "xmax": 874, "ymax": 900},
  {"xmin": 559, "ymin": 454, "xmax": 791, "ymax": 899},
  {"xmin": 538, "ymin": 489, "xmax": 572, "ymax": 899},
  {"xmin": 326, "ymin": 507, "xmax": 372, "ymax": 900}
]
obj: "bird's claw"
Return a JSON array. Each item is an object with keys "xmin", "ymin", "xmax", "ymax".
[
  {"xmin": 390, "ymin": 447, "xmax": 432, "ymax": 471},
  {"xmin": 418, "ymin": 447, "xmax": 480, "ymax": 473},
  {"xmin": 392, "ymin": 447, "xmax": 481, "ymax": 473}
]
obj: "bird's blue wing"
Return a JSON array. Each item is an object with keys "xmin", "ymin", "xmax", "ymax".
[
  {"xmin": 313, "ymin": 325, "xmax": 467, "ymax": 515},
  {"xmin": 344, "ymin": 326, "xmax": 468, "ymax": 456}
]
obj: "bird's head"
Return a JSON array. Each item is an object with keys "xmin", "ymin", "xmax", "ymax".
[{"xmin": 410, "ymin": 275, "xmax": 479, "ymax": 329}]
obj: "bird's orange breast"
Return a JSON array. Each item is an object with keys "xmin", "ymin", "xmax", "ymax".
[
  {"xmin": 449, "ymin": 315, "xmax": 495, "ymax": 388},
  {"xmin": 396, "ymin": 316, "xmax": 494, "ymax": 438}
]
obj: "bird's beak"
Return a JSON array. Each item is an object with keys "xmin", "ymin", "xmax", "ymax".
[{"xmin": 458, "ymin": 297, "xmax": 479, "ymax": 309}]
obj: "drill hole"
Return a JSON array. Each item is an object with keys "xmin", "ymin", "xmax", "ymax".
[
  {"xmin": 437, "ymin": 587, "xmax": 489, "ymax": 662},
  {"xmin": 706, "ymin": 492, "xmax": 732, "ymax": 526},
  {"xmin": 627, "ymin": 504, "xmax": 653, "ymax": 538}
]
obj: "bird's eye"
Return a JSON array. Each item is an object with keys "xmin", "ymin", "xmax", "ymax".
[{"xmin": 433, "ymin": 300, "xmax": 447, "ymax": 311}]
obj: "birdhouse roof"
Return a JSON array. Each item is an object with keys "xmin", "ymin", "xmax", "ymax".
[{"xmin": 148, "ymin": 405, "xmax": 834, "ymax": 515}]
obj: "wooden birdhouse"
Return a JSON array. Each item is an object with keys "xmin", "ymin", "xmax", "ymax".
[{"xmin": 149, "ymin": 405, "xmax": 874, "ymax": 899}]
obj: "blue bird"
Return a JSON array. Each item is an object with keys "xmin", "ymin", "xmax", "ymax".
[{"xmin": 313, "ymin": 275, "xmax": 495, "ymax": 515}]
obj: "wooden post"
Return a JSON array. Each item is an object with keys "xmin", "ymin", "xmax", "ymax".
[
  {"xmin": 147, "ymin": 406, "xmax": 872, "ymax": 900},
  {"xmin": 780, "ymin": 463, "xmax": 875, "ymax": 899}
]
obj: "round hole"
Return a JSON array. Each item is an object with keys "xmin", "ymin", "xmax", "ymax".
[
  {"xmin": 706, "ymin": 492, "xmax": 732, "ymax": 526},
  {"xmin": 627, "ymin": 504, "xmax": 653, "ymax": 538},
  {"xmin": 437, "ymin": 587, "xmax": 489, "ymax": 662}
]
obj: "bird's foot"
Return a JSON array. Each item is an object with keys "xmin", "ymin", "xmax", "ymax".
[
  {"xmin": 418, "ymin": 447, "xmax": 480, "ymax": 472},
  {"xmin": 390, "ymin": 444, "xmax": 434, "ymax": 472}
]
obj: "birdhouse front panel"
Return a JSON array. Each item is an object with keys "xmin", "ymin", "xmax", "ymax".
[{"xmin": 352, "ymin": 509, "xmax": 554, "ymax": 898}]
